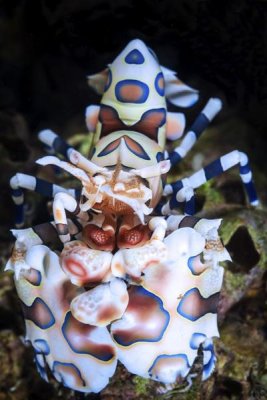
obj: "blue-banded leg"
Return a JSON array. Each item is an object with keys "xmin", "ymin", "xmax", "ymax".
[
  {"xmin": 161, "ymin": 150, "xmax": 259, "ymax": 215},
  {"xmin": 10, "ymin": 173, "xmax": 80, "ymax": 228},
  {"xmin": 38, "ymin": 129, "xmax": 74, "ymax": 161},
  {"xmin": 165, "ymin": 98, "xmax": 222, "ymax": 167}
]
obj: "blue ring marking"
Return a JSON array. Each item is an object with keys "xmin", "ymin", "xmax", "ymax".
[
  {"xmin": 204, "ymin": 158, "xmax": 223, "ymax": 180},
  {"xmin": 169, "ymin": 151, "xmax": 182, "ymax": 166},
  {"xmin": 184, "ymin": 195, "xmax": 195, "ymax": 215},
  {"xmin": 244, "ymin": 181, "xmax": 258, "ymax": 203},
  {"xmin": 239, "ymin": 162, "xmax": 251, "ymax": 175},
  {"xmin": 12, "ymin": 188, "xmax": 23, "ymax": 197},
  {"xmin": 15, "ymin": 203, "xmax": 24, "ymax": 225},
  {"xmin": 154, "ymin": 72, "xmax": 165, "ymax": 96},
  {"xmin": 148, "ymin": 353, "xmax": 190, "ymax": 377},
  {"xmin": 113, "ymin": 286, "xmax": 170, "ymax": 346},
  {"xmin": 172, "ymin": 180, "xmax": 184, "ymax": 192},
  {"xmin": 190, "ymin": 113, "xmax": 210, "ymax": 138},
  {"xmin": 169, "ymin": 180, "xmax": 184, "ymax": 209},
  {"xmin": 53, "ymin": 137, "xmax": 72, "ymax": 158},
  {"xmin": 125, "ymin": 49, "xmax": 145, "ymax": 64},
  {"xmin": 34, "ymin": 339, "xmax": 50, "ymax": 355},
  {"xmin": 35, "ymin": 178, "xmax": 53, "ymax": 197},
  {"xmin": 52, "ymin": 361, "xmax": 86, "ymax": 388},
  {"xmin": 104, "ymin": 69, "xmax": 112, "ymax": 92},
  {"xmin": 115, "ymin": 79, "xmax": 149, "ymax": 104},
  {"xmin": 169, "ymin": 195, "xmax": 182, "ymax": 210},
  {"xmin": 74, "ymin": 188, "xmax": 82, "ymax": 199}
]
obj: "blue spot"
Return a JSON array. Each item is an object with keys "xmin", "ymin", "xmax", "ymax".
[
  {"xmin": 104, "ymin": 69, "xmax": 112, "ymax": 92},
  {"xmin": 148, "ymin": 354, "xmax": 190, "ymax": 378},
  {"xmin": 115, "ymin": 80, "xmax": 149, "ymax": 104},
  {"xmin": 155, "ymin": 72, "xmax": 165, "ymax": 96},
  {"xmin": 177, "ymin": 288, "xmax": 219, "ymax": 321},
  {"xmin": 190, "ymin": 333, "xmax": 216, "ymax": 380},
  {"xmin": 21, "ymin": 297, "xmax": 56, "ymax": 329},
  {"xmin": 52, "ymin": 361, "xmax": 86, "ymax": 388},
  {"xmin": 190, "ymin": 332, "xmax": 206, "ymax": 349},
  {"xmin": 113, "ymin": 286, "xmax": 170, "ymax": 346},
  {"xmin": 34, "ymin": 354, "xmax": 48, "ymax": 381},
  {"xmin": 156, "ymin": 152, "xmax": 164, "ymax": 162},
  {"xmin": 34, "ymin": 339, "xmax": 50, "ymax": 355},
  {"xmin": 203, "ymin": 342, "xmax": 216, "ymax": 380},
  {"xmin": 187, "ymin": 256, "xmax": 205, "ymax": 276},
  {"xmin": 125, "ymin": 49, "xmax": 145, "ymax": 64}
]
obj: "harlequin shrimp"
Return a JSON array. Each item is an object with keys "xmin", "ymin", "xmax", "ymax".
[{"xmin": 6, "ymin": 39, "xmax": 258, "ymax": 393}]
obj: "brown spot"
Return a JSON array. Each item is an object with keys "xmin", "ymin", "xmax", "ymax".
[
  {"xmin": 113, "ymin": 263, "xmax": 124, "ymax": 275},
  {"xmin": 120, "ymin": 84, "xmax": 143, "ymax": 102},
  {"xmin": 58, "ymin": 281, "xmax": 82, "ymax": 310},
  {"xmin": 149, "ymin": 354, "xmax": 189, "ymax": 380},
  {"xmin": 22, "ymin": 268, "xmax": 42, "ymax": 286},
  {"xmin": 188, "ymin": 255, "xmax": 207, "ymax": 275},
  {"xmin": 112, "ymin": 286, "xmax": 169, "ymax": 346},
  {"xmin": 21, "ymin": 298, "xmax": 55, "ymax": 329},
  {"xmin": 178, "ymin": 288, "xmax": 220, "ymax": 321},
  {"xmin": 11, "ymin": 246, "xmax": 26, "ymax": 264},
  {"xmin": 52, "ymin": 361, "xmax": 86, "ymax": 387},
  {"xmin": 205, "ymin": 239, "xmax": 224, "ymax": 251},
  {"xmin": 62, "ymin": 312, "xmax": 116, "ymax": 361},
  {"xmin": 97, "ymin": 305, "xmax": 120, "ymax": 325},
  {"xmin": 55, "ymin": 209, "xmax": 63, "ymax": 221},
  {"xmin": 158, "ymin": 77, "xmax": 164, "ymax": 90}
]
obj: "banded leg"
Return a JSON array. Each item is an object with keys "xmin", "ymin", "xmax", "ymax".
[
  {"xmin": 162, "ymin": 150, "xmax": 259, "ymax": 215},
  {"xmin": 165, "ymin": 98, "xmax": 222, "ymax": 167},
  {"xmin": 53, "ymin": 192, "xmax": 80, "ymax": 243},
  {"xmin": 38, "ymin": 129, "xmax": 74, "ymax": 161},
  {"xmin": 156, "ymin": 184, "xmax": 196, "ymax": 216},
  {"xmin": 10, "ymin": 173, "xmax": 80, "ymax": 227}
]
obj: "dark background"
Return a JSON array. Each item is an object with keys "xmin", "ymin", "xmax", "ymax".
[
  {"xmin": 0, "ymin": 0, "xmax": 266, "ymax": 143},
  {"xmin": 0, "ymin": 1, "xmax": 267, "ymax": 399}
]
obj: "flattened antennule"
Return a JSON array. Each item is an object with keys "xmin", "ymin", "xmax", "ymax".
[
  {"xmin": 68, "ymin": 149, "xmax": 109, "ymax": 176},
  {"xmin": 130, "ymin": 160, "xmax": 171, "ymax": 179},
  {"xmin": 36, "ymin": 156, "xmax": 90, "ymax": 182}
]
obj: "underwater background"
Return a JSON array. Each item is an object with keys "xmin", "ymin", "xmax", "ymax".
[{"xmin": 0, "ymin": 1, "xmax": 267, "ymax": 399}]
